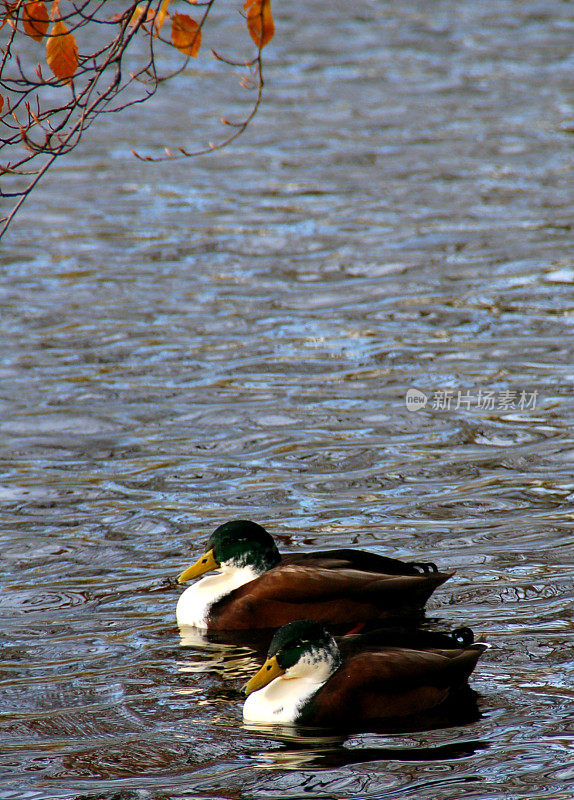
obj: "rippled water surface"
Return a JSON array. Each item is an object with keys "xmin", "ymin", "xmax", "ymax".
[{"xmin": 1, "ymin": 1, "xmax": 573, "ymax": 798}]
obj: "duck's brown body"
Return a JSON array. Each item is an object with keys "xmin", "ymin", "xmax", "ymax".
[
  {"xmin": 301, "ymin": 644, "xmax": 485, "ymax": 726},
  {"xmin": 243, "ymin": 619, "xmax": 487, "ymax": 727},
  {"xmin": 207, "ymin": 548, "xmax": 452, "ymax": 630}
]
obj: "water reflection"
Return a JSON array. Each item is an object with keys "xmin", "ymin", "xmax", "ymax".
[
  {"xmin": 249, "ymin": 736, "xmax": 489, "ymax": 771},
  {"xmin": 178, "ymin": 623, "xmax": 272, "ymax": 654},
  {"xmin": 177, "ymin": 624, "xmax": 264, "ymax": 696}
]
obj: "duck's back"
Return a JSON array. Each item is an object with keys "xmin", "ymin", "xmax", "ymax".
[
  {"xmin": 281, "ymin": 548, "xmax": 439, "ymax": 576},
  {"xmin": 207, "ymin": 561, "xmax": 452, "ymax": 630},
  {"xmin": 302, "ymin": 644, "xmax": 487, "ymax": 726}
]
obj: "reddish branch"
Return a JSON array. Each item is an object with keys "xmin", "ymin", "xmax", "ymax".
[{"xmin": 0, "ymin": 0, "xmax": 273, "ymax": 238}]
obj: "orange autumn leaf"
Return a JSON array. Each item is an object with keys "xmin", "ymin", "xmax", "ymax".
[
  {"xmin": 23, "ymin": 1, "xmax": 49, "ymax": 42},
  {"xmin": 46, "ymin": 19, "xmax": 78, "ymax": 83},
  {"xmin": 244, "ymin": 0, "xmax": 274, "ymax": 49},
  {"xmin": 171, "ymin": 13, "xmax": 201, "ymax": 58}
]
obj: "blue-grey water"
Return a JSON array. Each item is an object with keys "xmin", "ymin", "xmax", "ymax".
[{"xmin": 1, "ymin": 1, "xmax": 573, "ymax": 799}]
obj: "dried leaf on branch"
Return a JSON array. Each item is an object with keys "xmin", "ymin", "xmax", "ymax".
[
  {"xmin": 46, "ymin": 19, "xmax": 79, "ymax": 82},
  {"xmin": 0, "ymin": 0, "xmax": 277, "ymax": 237},
  {"xmin": 22, "ymin": 1, "xmax": 49, "ymax": 42},
  {"xmin": 171, "ymin": 13, "xmax": 201, "ymax": 57},
  {"xmin": 244, "ymin": 0, "xmax": 274, "ymax": 49}
]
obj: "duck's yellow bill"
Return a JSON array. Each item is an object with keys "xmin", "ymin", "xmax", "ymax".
[
  {"xmin": 244, "ymin": 655, "xmax": 285, "ymax": 696},
  {"xmin": 177, "ymin": 548, "xmax": 219, "ymax": 584}
]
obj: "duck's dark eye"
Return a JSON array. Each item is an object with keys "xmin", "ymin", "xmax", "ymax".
[
  {"xmin": 202, "ymin": 558, "xmax": 208, "ymax": 564},
  {"xmin": 266, "ymin": 664, "xmax": 272, "ymax": 671}
]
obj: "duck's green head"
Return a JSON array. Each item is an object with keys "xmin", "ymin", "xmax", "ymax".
[
  {"xmin": 177, "ymin": 520, "xmax": 281, "ymax": 584},
  {"xmin": 244, "ymin": 620, "xmax": 342, "ymax": 695}
]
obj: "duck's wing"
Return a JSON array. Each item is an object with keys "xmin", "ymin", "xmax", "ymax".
[
  {"xmin": 245, "ymin": 566, "xmax": 450, "ymax": 603},
  {"xmin": 209, "ymin": 565, "xmax": 451, "ymax": 629},
  {"xmin": 338, "ymin": 626, "xmax": 475, "ymax": 658},
  {"xmin": 359, "ymin": 645, "xmax": 487, "ymax": 685},
  {"xmin": 308, "ymin": 645, "xmax": 487, "ymax": 725},
  {"xmin": 282, "ymin": 549, "xmax": 441, "ymax": 576}
]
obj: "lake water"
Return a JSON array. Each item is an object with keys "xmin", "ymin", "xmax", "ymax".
[{"xmin": 1, "ymin": 1, "xmax": 573, "ymax": 798}]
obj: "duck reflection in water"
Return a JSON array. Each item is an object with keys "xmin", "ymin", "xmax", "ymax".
[
  {"xmin": 244, "ymin": 706, "xmax": 487, "ymax": 771},
  {"xmin": 177, "ymin": 624, "xmax": 263, "ymax": 687}
]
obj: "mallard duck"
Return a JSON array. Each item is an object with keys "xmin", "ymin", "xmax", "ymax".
[
  {"xmin": 243, "ymin": 619, "xmax": 488, "ymax": 726},
  {"xmin": 176, "ymin": 520, "xmax": 452, "ymax": 630}
]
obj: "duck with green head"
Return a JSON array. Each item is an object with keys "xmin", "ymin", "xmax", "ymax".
[
  {"xmin": 176, "ymin": 520, "xmax": 452, "ymax": 630},
  {"xmin": 243, "ymin": 619, "xmax": 488, "ymax": 726}
]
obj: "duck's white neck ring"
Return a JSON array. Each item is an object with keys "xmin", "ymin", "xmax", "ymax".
[{"xmin": 176, "ymin": 563, "xmax": 259, "ymax": 628}]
